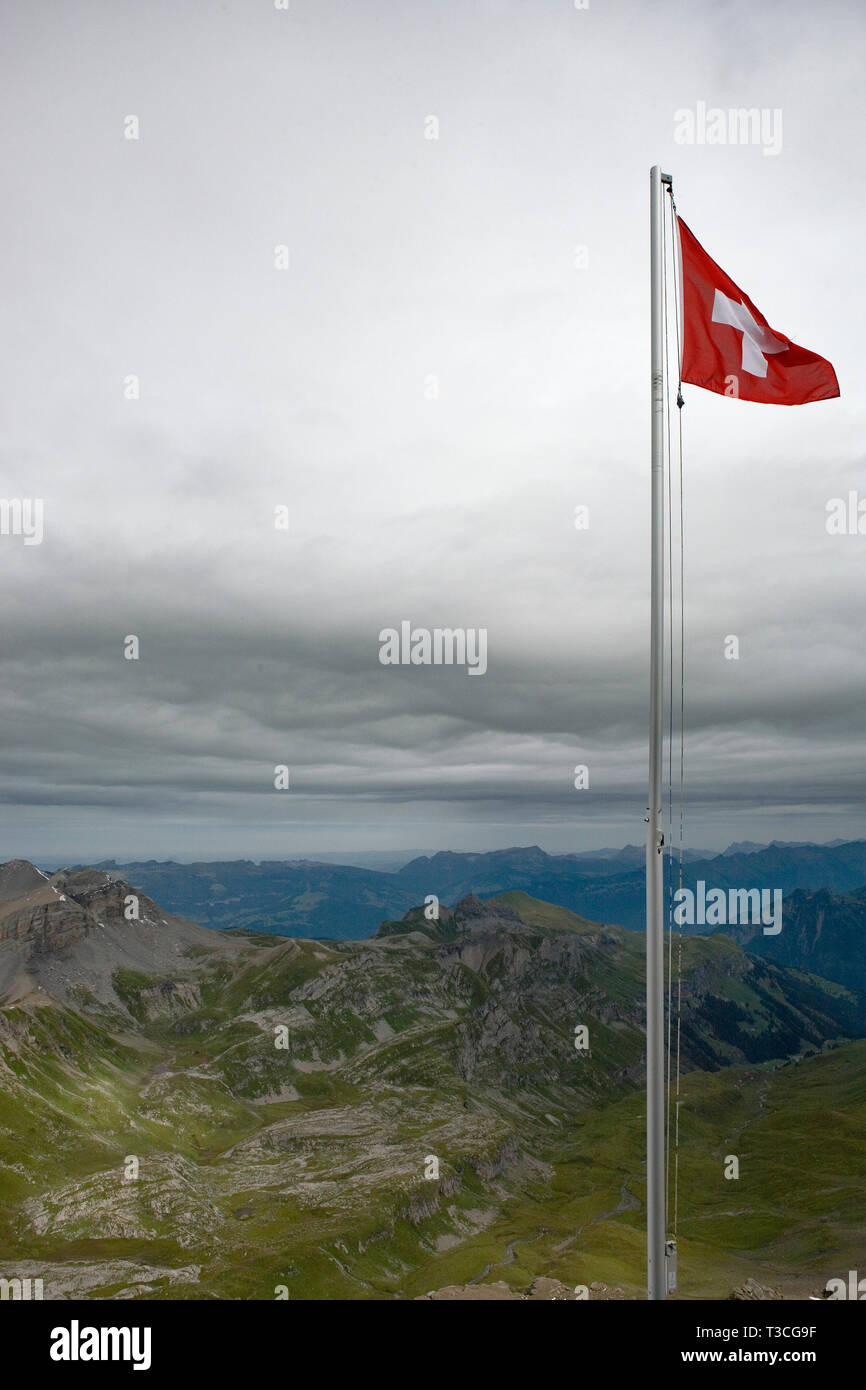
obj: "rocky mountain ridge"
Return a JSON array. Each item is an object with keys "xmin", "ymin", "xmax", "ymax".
[
  {"xmin": 1, "ymin": 863, "xmax": 864, "ymax": 1300},
  {"xmin": 0, "ymin": 860, "xmax": 240, "ymax": 1008}
]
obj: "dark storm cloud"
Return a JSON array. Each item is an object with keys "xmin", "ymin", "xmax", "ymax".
[{"xmin": 0, "ymin": 0, "xmax": 863, "ymax": 859}]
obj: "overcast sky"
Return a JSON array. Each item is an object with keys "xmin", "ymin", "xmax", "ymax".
[{"xmin": 0, "ymin": 0, "xmax": 864, "ymax": 864}]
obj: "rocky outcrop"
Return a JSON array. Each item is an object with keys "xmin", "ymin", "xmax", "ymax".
[
  {"xmin": 728, "ymin": 1278, "xmax": 783, "ymax": 1300},
  {"xmin": 416, "ymin": 1277, "xmax": 624, "ymax": 1300},
  {"xmin": 0, "ymin": 859, "xmax": 241, "ymax": 1009},
  {"xmin": 0, "ymin": 895, "xmax": 91, "ymax": 952},
  {"xmin": 137, "ymin": 979, "xmax": 203, "ymax": 1020}
]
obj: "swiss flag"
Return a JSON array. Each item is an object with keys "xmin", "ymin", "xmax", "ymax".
[{"xmin": 678, "ymin": 218, "xmax": 839, "ymax": 405}]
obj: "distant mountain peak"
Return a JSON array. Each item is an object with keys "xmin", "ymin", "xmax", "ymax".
[
  {"xmin": 453, "ymin": 893, "xmax": 488, "ymax": 918},
  {"xmin": 0, "ymin": 859, "xmax": 54, "ymax": 904},
  {"xmin": 0, "ymin": 860, "xmax": 238, "ymax": 1012}
]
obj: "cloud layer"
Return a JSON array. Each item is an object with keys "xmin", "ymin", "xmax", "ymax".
[{"xmin": 0, "ymin": 0, "xmax": 864, "ymax": 860}]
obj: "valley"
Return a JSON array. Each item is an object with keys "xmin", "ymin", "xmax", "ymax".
[{"xmin": 0, "ymin": 861, "xmax": 863, "ymax": 1300}]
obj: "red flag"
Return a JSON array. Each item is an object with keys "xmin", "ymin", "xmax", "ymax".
[{"xmin": 678, "ymin": 217, "xmax": 839, "ymax": 405}]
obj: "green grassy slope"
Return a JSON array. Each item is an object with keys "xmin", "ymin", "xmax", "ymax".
[{"xmin": 0, "ymin": 892, "xmax": 863, "ymax": 1300}]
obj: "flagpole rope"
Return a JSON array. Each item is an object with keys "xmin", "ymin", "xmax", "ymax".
[{"xmin": 662, "ymin": 200, "xmax": 674, "ymax": 1234}]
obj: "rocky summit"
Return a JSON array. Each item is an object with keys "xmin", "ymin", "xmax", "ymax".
[
  {"xmin": 0, "ymin": 863, "xmax": 864, "ymax": 1300},
  {"xmin": 0, "ymin": 862, "xmax": 240, "ymax": 1007}
]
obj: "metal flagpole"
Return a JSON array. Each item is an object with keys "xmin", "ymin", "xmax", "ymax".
[{"xmin": 646, "ymin": 163, "xmax": 670, "ymax": 1301}]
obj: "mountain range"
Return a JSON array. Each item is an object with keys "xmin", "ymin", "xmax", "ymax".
[
  {"xmin": 1, "ymin": 857, "xmax": 864, "ymax": 1299},
  {"xmin": 81, "ymin": 842, "xmax": 866, "ymax": 994}
]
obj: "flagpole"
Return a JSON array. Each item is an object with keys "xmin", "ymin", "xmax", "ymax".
[{"xmin": 646, "ymin": 163, "xmax": 669, "ymax": 1301}]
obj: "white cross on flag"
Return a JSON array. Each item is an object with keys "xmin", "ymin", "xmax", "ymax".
[{"xmin": 678, "ymin": 218, "xmax": 839, "ymax": 405}]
